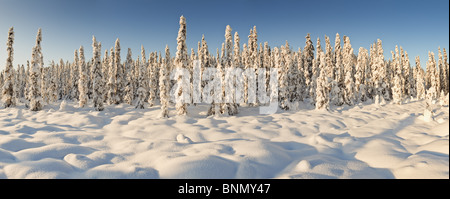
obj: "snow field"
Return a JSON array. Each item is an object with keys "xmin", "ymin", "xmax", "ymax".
[{"xmin": 0, "ymin": 99, "xmax": 448, "ymax": 179}]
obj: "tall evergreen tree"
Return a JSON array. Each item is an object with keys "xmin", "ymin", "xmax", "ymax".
[
  {"xmin": 78, "ymin": 46, "xmax": 88, "ymax": 107},
  {"xmin": 159, "ymin": 45, "xmax": 171, "ymax": 118},
  {"xmin": 91, "ymin": 36, "xmax": 104, "ymax": 111},
  {"xmin": 316, "ymin": 52, "xmax": 329, "ymax": 110},
  {"xmin": 427, "ymin": 52, "xmax": 438, "ymax": 99},
  {"xmin": 2, "ymin": 27, "xmax": 15, "ymax": 107},
  {"xmin": 303, "ymin": 33, "xmax": 314, "ymax": 99},
  {"xmin": 222, "ymin": 25, "xmax": 238, "ymax": 115},
  {"xmin": 343, "ymin": 36, "xmax": 355, "ymax": 105},
  {"xmin": 124, "ymin": 48, "xmax": 134, "ymax": 105},
  {"xmin": 415, "ymin": 56, "xmax": 426, "ymax": 100},
  {"xmin": 443, "ymin": 48, "xmax": 449, "ymax": 95},
  {"xmin": 355, "ymin": 47, "xmax": 368, "ymax": 102},
  {"xmin": 174, "ymin": 16, "xmax": 189, "ymax": 115},
  {"xmin": 29, "ymin": 28, "xmax": 43, "ymax": 111}
]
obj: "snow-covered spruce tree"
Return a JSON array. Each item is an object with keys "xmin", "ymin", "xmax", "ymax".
[
  {"xmin": 174, "ymin": 16, "xmax": 189, "ymax": 115},
  {"xmin": 324, "ymin": 35, "xmax": 334, "ymax": 81},
  {"xmin": 40, "ymin": 67, "xmax": 49, "ymax": 104},
  {"xmin": 278, "ymin": 45, "xmax": 290, "ymax": 110},
  {"xmin": 148, "ymin": 51, "xmax": 158, "ymax": 107},
  {"xmin": 48, "ymin": 61, "xmax": 57, "ymax": 103},
  {"xmin": 222, "ymin": 25, "xmax": 238, "ymax": 115},
  {"xmin": 438, "ymin": 47, "xmax": 447, "ymax": 96},
  {"xmin": 12, "ymin": 66, "xmax": 19, "ymax": 102},
  {"xmin": 124, "ymin": 48, "xmax": 134, "ymax": 105},
  {"xmin": 70, "ymin": 51, "xmax": 79, "ymax": 100},
  {"xmin": 233, "ymin": 32, "xmax": 246, "ymax": 105},
  {"xmin": 2, "ymin": 27, "xmax": 15, "ymax": 107},
  {"xmin": 425, "ymin": 52, "xmax": 434, "ymax": 90},
  {"xmin": 24, "ymin": 61, "xmax": 30, "ymax": 101},
  {"xmin": 107, "ymin": 46, "xmax": 117, "ymax": 105},
  {"xmin": 135, "ymin": 48, "xmax": 148, "ymax": 109},
  {"xmin": 29, "ymin": 28, "xmax": 43, "ymax": 111},
  {"xmin": 285, "ymin": 41, "xmax": 298, "ymax": 107},
  {"xmin": 78, "ymin": 46, "xmax": 88, "ymax": 108},
  {"xmin": 391, "ymin": 47, "xmax": 403, "ymax": 104},
  {"xmin": 404, "ymin": 51, "xmax": 414, "ymax": 99},
  {"xmin": 114, "ymin": 38, "xmax": 123, "ymax": 103},
  {"xmin": 343, "ymin": 36, "xmax": 355, "ymax": 106},
  {"xmin": 399, "ymin": 47, "xmax": 406, "ymax": 98},
  {"xmin": 207, "ymin": 53, "xmax": 224, "ymax": 116},
  {"xmin": 242, "ymin": 43, "xmax": 249, "ymax": 104},
  {"xmin": 303, "ymin": 33, "xmax": 314, "ymax": 100},
  {"xmin": 91, "ymin": 36, "xmax": 104, "ymax": 111},
  {"xmin": 199, "ymin": 35, "xmax": 210, "ymax": 102},
  {"xmin": 316, "ymin": 52, "xmax": 329, "ymax": 110},
  {"xmin": 62, "ymin": 59, "xmax": 71, "ymax": 100},
  {"xmin": 402, "ymin": 49, "xmax": 411, "ymax": 99},
  {"xmin": 355, "ymin": 47, "xmax": 368, "ymax": 102},
  {"xmin": 427, "ymin": 52, "xmax": 438, "ymax": 99},
  {"xmin": 443, "ymin": 48, "xmax": 449, "ymax": 95},
  {"xmin": 159, "ymin": 45, "xmax": 171, "ymax": 118},
  {"xmin": 112, "ymin": 39, "xmax": 122, "ymax": 103},
  {"xmin": 101, "ymin": 49, "xmax": 109, "ymax": 102},
  {"xmin": 374, "ymin": 39, "xmax": 389, "ymax": 104},
  {"xmin": 415, "ymin": 56, "xmax": 426, "ymax": 100},
  {"xmin": 17, "ymin": 64, "xmax": 26, "ymax": 100},
  {"xmin": 309, "ymin": 38, "xmax": 321, "ymax": 105},
  {"xmin": 296, "ymin": 47, "xmax": 305, "ymax": 101},
  {"xmin": 392, "ymin": 63, "xmax": 403, "ymax": 104},
  {"xmin": 332, "ymin": 33, "xmax": 344, "ymax": 106},
  {"xmin": 263, "ymin": 41, "xmax": 271, "ymax": 99}
]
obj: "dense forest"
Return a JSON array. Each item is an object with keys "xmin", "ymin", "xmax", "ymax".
[{"xmin": 1, "ymin": 16, "xmax": 449, "ymax": 117}]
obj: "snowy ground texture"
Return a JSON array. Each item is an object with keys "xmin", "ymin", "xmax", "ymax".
[{"xmin": 0, "ymin": 99, "xmax": 448, "ymax": 179}]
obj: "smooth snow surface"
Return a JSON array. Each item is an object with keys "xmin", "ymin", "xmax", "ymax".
[{"xmin": 0, "ymin": 100, "xmax": 448, "ymax": 179}]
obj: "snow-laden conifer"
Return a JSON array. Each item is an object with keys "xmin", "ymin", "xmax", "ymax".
[
  {"xmin": 316, "ymin": 52, "xmax": 329, "ymax": 110},
  {"xmin": 159, "ymin": 45, "xmax": 171, "ymax": 118},
  {"xmin": 343, "ymin": 36, "xmax": 355, "ymax": 105},
  {"xmin": 2, "ymin": 27, "xmax": 15, "ymax": 107},
  {"xmin": 29, "ymin": 28, "xmax": 43, "ymax": 111},
  {"xmin": 78, "ymin": 46, "xmax": 88, "ymax": 107},
  {"xmin": 124, "ymin": 48, "xmax": 134, "ymax": 105},
  {"xmin": 174, "ymin": 16, "xmax": 189, "ymax": 115},
  {"xmin": 91, "ymin": 36, "xmax": 104, "ymax": 111}
]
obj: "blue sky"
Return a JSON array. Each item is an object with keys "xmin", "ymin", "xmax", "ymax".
[{"xmin": 0, "ymin": 0, "xmax": 448, "ymax": 70}]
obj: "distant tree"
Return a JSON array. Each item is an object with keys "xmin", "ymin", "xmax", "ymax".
[
  {"xmin": 443, "ymin": 48, "xmax": 449, "ymax": 95},
  {"xmin": 438, "ymin": 47, "xmax": 448, "ymax": 96},
  {"xmin": 48, "ymin": 61, "xmax": 58, "ymax": 102},
  {"xmin": 415, "ymin": 56, "xmax": 426, "ymax": 100}
]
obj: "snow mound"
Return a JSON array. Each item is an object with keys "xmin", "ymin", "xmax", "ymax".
[
  {"xmin": 157, "ymin": 155, "xmax": 237, "ymax": 179},
  {"xmin": 176, "ymin": 134, "xmax": 193, "ymax": 144},
  {"xmin": 4, "ymin": 158, "xmax": 75, "ymax": 179}
]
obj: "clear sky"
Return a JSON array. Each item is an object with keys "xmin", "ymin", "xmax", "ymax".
[{"xmin": 0, "ymin": 0, "xmax": 448, "ymax": 71}]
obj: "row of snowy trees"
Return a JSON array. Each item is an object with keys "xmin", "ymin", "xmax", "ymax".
[{"xmin": 1, "ymin": 16, "xmax": 449, "ymax": 116}]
